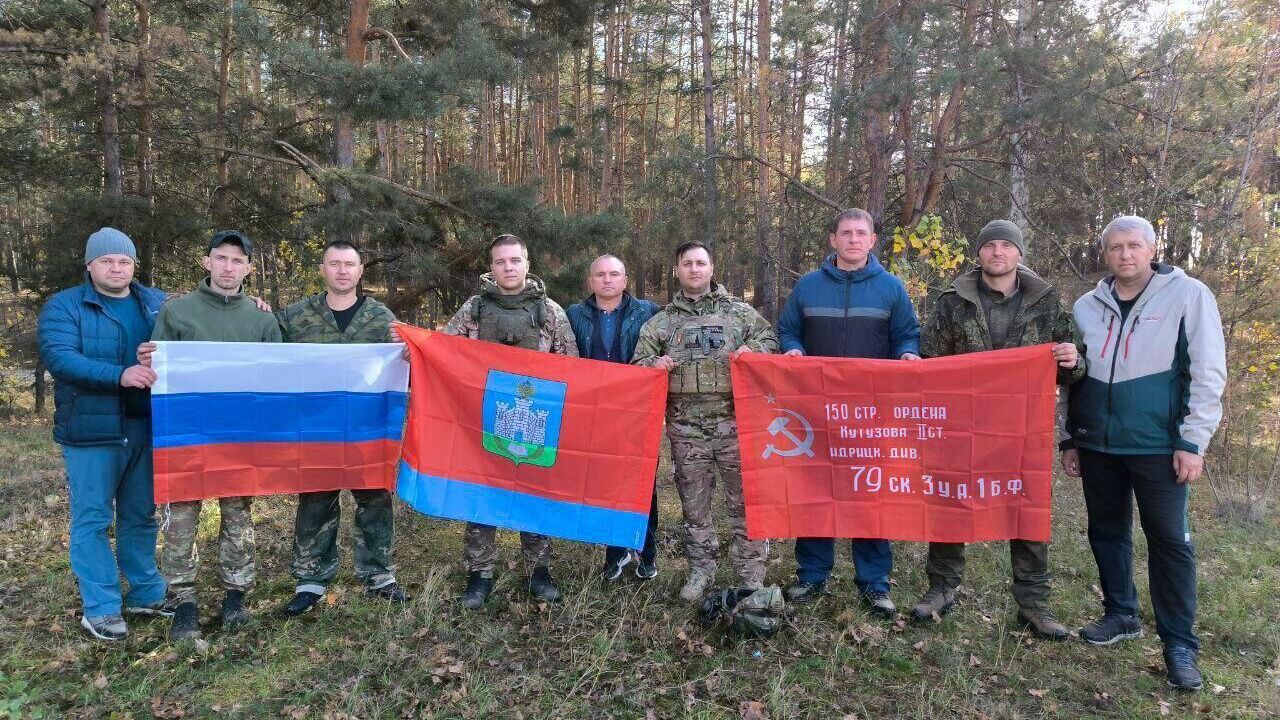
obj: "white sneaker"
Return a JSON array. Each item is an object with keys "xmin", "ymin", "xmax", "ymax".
[{"xmin": 81, "ymin": 614, "xmax": 128, "ymax": 641}]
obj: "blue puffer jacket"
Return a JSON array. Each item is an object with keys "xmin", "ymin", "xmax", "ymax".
[
  {"xmin": 566, "ymin": 292, "xmax": 660, "ymax": 364},
  {"xmin": 38, "ymin": 280, "xmax": 166, "ymax": 447},
  {"xmin": 777, "ymin": 253, "xmax": 921, "ymax": 358}
]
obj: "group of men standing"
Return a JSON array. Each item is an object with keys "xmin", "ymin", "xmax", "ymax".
[
  {"xmin": 40, "ymin": 229, "xmax": 409, "ymax": 644},
  {"xmin": 39, "ymin": 205, "xmax": 1225, "ymax": 692}
]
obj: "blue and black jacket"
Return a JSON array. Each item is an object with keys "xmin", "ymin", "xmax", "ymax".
[
  {"xmin": 566, "ymin": 292, "xmax": 660, "ymax": 364},
  {"xmin": 777, "ymin": 253, "xmax": 920, "ymax": 358}
]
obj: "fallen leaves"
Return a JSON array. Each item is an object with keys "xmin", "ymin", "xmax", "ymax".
[{"xmin": 739, "ymin": 700, "xmax": 768, "ymax": 720}]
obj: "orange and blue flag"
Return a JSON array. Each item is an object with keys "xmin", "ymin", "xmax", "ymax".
[
  {"xmin": 151, "ymin": 341, "xmax": 408, "ymax": 503},
  {"xmin": 395, "ymin": 325, "xmax": 668, "ymax": 549}
]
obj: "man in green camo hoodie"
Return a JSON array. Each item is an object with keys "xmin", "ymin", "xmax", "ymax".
[{"xmin": 276, "ymin": 240, "xmax": 409, "ymax": 615}]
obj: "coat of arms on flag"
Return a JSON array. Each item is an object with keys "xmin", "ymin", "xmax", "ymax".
[
  {"xmin": 394, "ymin": 324, "xmax": 669, "ymax": 549},
  {"xmin": 481, "ymin": 371, "xmax": 565, "ymax": 467}
]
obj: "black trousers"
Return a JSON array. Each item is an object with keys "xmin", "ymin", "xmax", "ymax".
[
  {"xmin": 604, "ymin": 489, "xmax": 660, "ymax": 566},
  {"xmin": 1079, "ymin": 449, "xmax": 1198, "ymax": 650}
]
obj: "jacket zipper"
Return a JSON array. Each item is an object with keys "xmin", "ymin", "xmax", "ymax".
[
  {"xmin": 1101, "ymin": 304, "xmax": 1138, "ymax": 448},
  {"xmin": 92, "ymin": 293, "xmax": 130, "ymax": 446}
]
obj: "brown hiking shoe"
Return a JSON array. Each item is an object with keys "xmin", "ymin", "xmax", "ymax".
[
  {"xmin": 910, "ymin": 586, "xmax": 958, "ymax": 622},
  {"xmin": 1018, "ymin": 607, "xmax": 1069, "ymax": 640}
]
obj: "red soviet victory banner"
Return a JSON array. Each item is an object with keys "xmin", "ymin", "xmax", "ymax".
[{"xmin": 732, "ymin": 345, "xmax": 1058, "ymax": 543}]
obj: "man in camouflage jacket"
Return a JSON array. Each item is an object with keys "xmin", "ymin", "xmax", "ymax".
[
  {"xmin": 277, "ymin": 240, "xmax": 408, "ymax": 616},
  {"xmin": 917, "ymin": 219, "xmax": 1084, "ymax": 639},
  {"xmin": 632, "ymin": 241, "xmax": 779, "ymax": 603},
  {"xmin": 443, "ymin": 234, "xmax": 578, "ymax": 608}
]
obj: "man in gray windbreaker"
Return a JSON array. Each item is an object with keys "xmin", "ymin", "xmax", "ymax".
[{"xmin": 1060, "ymin": 215, "xmax": 1226, "ymax": 692}]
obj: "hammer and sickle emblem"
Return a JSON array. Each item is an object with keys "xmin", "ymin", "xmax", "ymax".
[{"xmin": 762, "ymin": 408, "xmax": 815, "ymax": 459}]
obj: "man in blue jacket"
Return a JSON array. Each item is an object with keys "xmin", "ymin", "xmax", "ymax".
[
  {"xmin": 566, "ymin": 254, "xmax": 662, "ymax": 581},
  {"xmin": 37, "ymin": 228, "xmax": 169, "ymax": 641},
  {"xmin": 776, "ymin": 208, "xmax": 922, "ymax": 617}
]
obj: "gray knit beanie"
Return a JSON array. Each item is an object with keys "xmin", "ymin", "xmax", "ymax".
[
  {"xmin": 84, "ymin": 227, "xmax": 138, "ymax": 264},
  {"xmin": 974, "ymin": 220, "xmax": 1026, "ymax": 257}
]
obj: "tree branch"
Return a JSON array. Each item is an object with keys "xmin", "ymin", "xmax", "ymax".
[
  {"xmin": 272, "ymin": 140, "xmax": 479, "ymax": 220},
  {"xmin": 362, "ymin": 27, "xmax": 412, "ymax": 62},
  {"xmin": 711, "ymin": 153, "xmax": 842, "ymax": 211}
]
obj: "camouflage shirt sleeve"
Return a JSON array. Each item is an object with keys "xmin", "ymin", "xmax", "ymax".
[
  {"xmin": 373, "ymin": 303, "xmax": 397, "ymax": 343},
  {"xmin": 631, "ymin": 313, "xmax": 668, "ymax": 366},
  {"xmin": 739, "ymin": 303, "xmax": 780, "ymax": 354},
  {"xmin": 920, "ymin": 295, "xmax": 957, "ymax": 359},
  {"xmin": 1054, "ymin": 298, "xmax": 1087, "ymax": 386},
  {"xmin": 545, "ymin": 300, "xmax": 579, "ymax": 357},
  {"xmin": 442, "ymin": 297, "xmax": 479, "ymax": 338}
]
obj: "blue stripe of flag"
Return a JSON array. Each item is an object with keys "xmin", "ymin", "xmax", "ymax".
[
  {"xmin": 396, "ymin": 460, "xmax": 649, "ymax": 550},
  {"xmin": 153, "ymin": 391, "xmax": 408, "ymax": 449}
]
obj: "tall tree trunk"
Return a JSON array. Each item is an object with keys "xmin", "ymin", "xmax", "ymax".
[
  {"xmin": 698, "ymin": 0, "xmax": 719, "ymax": 248},
  {"xmin": 1007, "ymin": 0, "xmax": 1033, "ymax": 238},
  {"xmin": 372, "ymin": 43, "xmax": 393, "ymax": 180},
  {"xmin": 333, "ymin": 0, "xmax": 370, "ymax": 224},
  {"xmin": 600, "ymin": 11, "xmax": 617, "ymax": 208},
  {"xmin": 859, "ymin": 0, "xmax": 897, "ymax": 229},
  {"xmin": 753, "ymin": 0, "xmax": 777, "ymax": 318},
  {"xmin": 212, "ymin": 0, "xmax": 234, "ymax": 221},
  {"xmin": 133, "ymin": 0, "xmax": 156, "ymax": 282},
  {"xmin": 92, "ymin": 0, "xmax": 123, "ymax": 198},
  {"xmin": 824, "ymin": 0, "xmax": 850, "ymax": 200}
]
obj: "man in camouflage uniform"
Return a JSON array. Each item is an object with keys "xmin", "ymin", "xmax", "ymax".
[
  {"xmin": 442, "ymin": 234, "xmax": 579, "ymax": 608},
  {"xmin": 277, "ymin": 240, "xmax": 409, "ymax": 616},
  {"xmin": 632, "ymin": 240, "xmax": 779, "ymax": 602},
  {"xmin": 141, "ymin": 231, "xmax": 282, "ymax": 641},
  {"xmin": 916, "ymin": 219, "xmax": 1084, "ymax": 639}
]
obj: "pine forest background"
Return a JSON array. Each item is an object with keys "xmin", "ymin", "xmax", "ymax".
[{"xmin": 1, "ymin": 0, "xmax": 1278, "ymax": 517}]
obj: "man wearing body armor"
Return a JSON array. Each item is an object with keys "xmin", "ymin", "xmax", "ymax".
[
  {"xmin": 442, "ymin": 234, "xmax": 579, "ymax": 608},
  {"xmin": 632, "ymin": 241, "xmax": 779, "ymax": 602}
]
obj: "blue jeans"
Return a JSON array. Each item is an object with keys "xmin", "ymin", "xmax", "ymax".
[
  {"xmin": 62, "ymin": 418, "xmax": 166, "ymax": 618},
  {"xmin": 794, "ymin": 537, "xmax": 893, "ymax": 594},
  {"xmin": 1079, "ymin": 449, "xmax": 1198, "ymax": 650}
]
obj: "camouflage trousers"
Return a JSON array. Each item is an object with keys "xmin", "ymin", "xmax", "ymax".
[
  {"xmin": 667, "ymin": 396, "xmax": 767, "ymax": 585},
  {"xmin": 291, "ymin": 489, "xmax": 396, "ymax": 594},
  {"xmin": 926, "ymin": 540, "xmax": 1051, "ymax": 610},
  {"xmin": 464, "ymin": 522, "xmax": 551, "ymax": 576},
  {"xmin": 160, "ymin": 497, "xmax": 254, "ymax": 604}
]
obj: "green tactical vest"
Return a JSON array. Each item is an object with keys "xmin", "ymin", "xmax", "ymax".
[
  {"xmin": 666, "ymin": 307, "xmax": 742, "ymax": 396},
  {"xmin": 472, "ymin": 294, "xmax": 545, "ymax": 350}
]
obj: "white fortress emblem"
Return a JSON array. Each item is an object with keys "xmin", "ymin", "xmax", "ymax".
[{"xmin": 493, "ymin": 380, "xmax": 549, "ymax": 455}]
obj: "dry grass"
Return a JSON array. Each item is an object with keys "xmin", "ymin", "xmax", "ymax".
[{"xmin": 1, "ymin": 418, "xmax": 1278, "ymax": 719}]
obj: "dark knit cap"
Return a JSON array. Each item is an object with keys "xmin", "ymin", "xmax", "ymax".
[{"xmin": 975, "ymin": 220, "xmax": 1026, "ymax": 257}]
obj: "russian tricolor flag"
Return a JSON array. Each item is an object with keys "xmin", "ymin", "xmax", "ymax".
[
  {"xmin": 394, "ymin": 325, "xmax": 668, "ymax": 549},
  {"xmin": 151, "ymin": 342, "xmax": 409, "ymax": 503}
]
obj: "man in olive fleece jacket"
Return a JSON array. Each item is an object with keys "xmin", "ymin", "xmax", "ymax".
[{"xmin": 144, "ymin": 231, "xmax": 281, "ymax": 641}]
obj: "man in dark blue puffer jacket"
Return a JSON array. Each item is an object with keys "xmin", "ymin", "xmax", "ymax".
[
  {"xmin": 37, "ymin": 228, "xmax": 169, "ymax": 641},
  {"xmin": 776, "ymin": 208, "xmax": 922, "ymax": 618}
]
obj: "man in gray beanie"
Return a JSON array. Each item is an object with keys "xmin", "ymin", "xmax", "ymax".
[
  {"xmin": 37, "ymin": 228, "xmax": 170, "ymax": 641},
  {"xmin": 915, "ymin": 218, "xmax": 1084, "ymax": 639}
]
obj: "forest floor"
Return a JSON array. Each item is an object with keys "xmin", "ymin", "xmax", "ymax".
[{"xmin": 1, "ymin": 418, "xmax": 1278, "ymax": 719}]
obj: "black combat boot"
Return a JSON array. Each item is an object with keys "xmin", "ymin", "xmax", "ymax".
[
  {"xmin": 528, "ymin": 566, "xmax": 562, "ymax": 603},
  {"xmin": 460, "ymin": 572, "xmax": 493, "ymax": 610}
]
